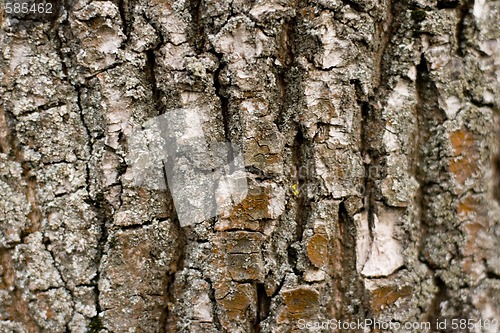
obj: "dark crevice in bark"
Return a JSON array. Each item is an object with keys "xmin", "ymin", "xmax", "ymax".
[
  {"xmin": 286, "ymin": 243, "xmax": 301, "ymax": 277},
  {"xmin": 145, "ymin": 49, "xmax": 166, "ymax": 116},
  {"xmin": 117, "ymin": 0, "xmax": 131, "ymax": 37},
  {"xmin": 76, "ymin": 85, "xmax": 112, "ymax": 328},
  {"xmin": 23, "ymin": 101, "xmax": 68, "ymax": 116},
  {"xmin": 220, "ymin": 228, "xmax": 266, "ymax": 235},
  {"xmin": 373, "ymin": 0, "xmax": 395, "ymax": 87},
  {"xmin": 437, "ymin": 0, "xmax": 460, "ymax": 9},
  {"xmin": 245, "ymin": 165, "xmax": 274, "ymax": 181},
  {"xmin": 340, "ymin": 0, "xmax": 365, "ymax": 13},
  {"xmin": 428, "ymin": 276, "xmax": 448, "ymax": 331},
  {"xmin": 493, "ymin": 116, "xmax": 500, "ymax": 205},
  {"xmin": 415, "ymin": 55, "xmax": 430, "ymax": 274},
  {"xmin": 161, "ymin": 161, "xmax": 187, "ymax": 333},
  {"xmin": 86, "ymin": 191, "xmax": 113, "ymax": 326},
  {"xmin": 292, "ymin": 130, "xmax": 309, "ymax": 243},
  {"xmin": 213, "ymin": 56, "xmax": 237, "ymax": 172},
  {"xmin": 353, "ymin": 78, "xmax": 376, "ymax": 232},
  {"xmin": 337, "ymin": 201, "xmax": 368, "ymax": 322},
  {"xmin": 415, "ymin": 53, "xmax": 447, "ymax": 229},
  {"xmin": 415, "ymin": 54, "xmax": 457, "ymax": 322},
  {"xmin": 213, "ymin": 59, "xmax": 231, "ymax": 141},
  {"xmin": 75, "ymin": 86, "xmax": 93, "ymax": 196},
  {"xmin": 455, "ymin": 0, "xmax": 474, "ymax": 57},
  {"xmin": 77, "ymin": 62, "xmax": 124, "ymax": 81},
  {"xmin": 361, "ymin": 103, "xmax": 376, "ymax": 232},
  {"xmin": 41, "ymin": 236, "xmax": 76, "ymax": 332},
  {"xmin": 414, "ymin": 128, "xmax": 429, "ymax": 273},
  {"xmin": 116, "ymin": 218, "xmax": 159, "ymax": 231},
  {"xmin": 275, "ymin": 16, "xmax": 300, "ymax": 144},
  {"xmin": 188, "ymin": 0, "xmax": 206, "ymax": 53},
  {"xmin": 275, "ymin": 62, "xmax": 292, "ymax": 133},
  {"xmin": 205, "ymin": 278, "xmax": 223, "ymax": 332},
  {"xmin": 486, "ymin": 270, "xmax": 500, "ymax": 280},
  {"xmin": 115, "ymin": 155, "xmax": 127, "ymax": 208},
  {"xmin": 254, "ymin": 282, "xmax": 271, "ymax": 332},
  {"xmin": 467, "ymin": 92, "xmax": 496, "ymax": 109},
  {"xmin": 281, "ymin": 9, "xmax": 310, "ymax": 283},
  {"xmin": 142, "ymin": 12, "xmax": 167, "ymax": 50},
  {"xmin": 53, "ymin": 29, "xmax": 69, "ymax": 80}
]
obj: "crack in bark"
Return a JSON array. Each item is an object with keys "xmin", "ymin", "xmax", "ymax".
[
  {"xmin": 86, "ymin": 191, "xmax": 113, "ymax": 328},
  {"xmin": 117, "ymin": 0, "xmax": 130, "ymax": 37},
  {"xmin": 206, "ymin": 278, "xmax": 223, "ymax": 332},
  {"xmin": 212, "ymin": 54, "xmax": 237, "ymax": 175},
  {"xmin": 53, "ymin": 25, "xmax": 69, "ymax": 81},
  {"xmin": 188, "ymin": 0, "xmax": 206, "ymax": 53},
  {"xmin": 213, "ymin": 58, "xmax": 230, "ymax": 141},
  {"xmin": 41, "ymin": 235, "xmax": 76, "ymax": 332},
  {"xmin": 337, "ymin": 201, "xmax": 368, "ymax": 321},
  {"xmin": 75, "ymin": 86, "xmax": 93, "ymax": 196},
  {"xmin": 373, "ymin": 0, "xmax": 395, "ymax": 88},
  {"xmin": 427, "ymin": 276, "xmax": 449, "ymax": 330},
  {"xmin": 353, "ymin": 78, "xmax": 376, "ymax": 233},
  {"xmin": 340, "ymin": 0, "xmax": 366, "ymax": 14},
  {"xmin": 274, "ymin": 16, "xmax": 297, "ymax": 134},
  {"xmin": 454, "ymin": 0, "xmax": 474, "ymax": 57},
  {"xmin": 75, "ymin": 85, "xmax": 113, "ymax": 328},
  {"xmin": 145, "ymin": 49, "xmax": 166, "ymax": 115},
  {"xmin": 415, "ymin": 53, "xmax": 456, "ymax": 322},
  {"xmin": 253, "ymin": 282, "xmax": 271, "ymax": 332},
  {"xmin": 161, "ymin": 163, "xmax": 187, "ymax": 333},
  {"xmin": 291, "ymin": 130, "xmax": 309, "ymax": 244}
]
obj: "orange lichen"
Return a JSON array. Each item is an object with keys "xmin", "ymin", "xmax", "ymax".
[
  {"xmin": 278, "ymin": 286, "xmax": 320, "ymax": 322},
  {"xmin": 216, "ymin": 187, "xmax": 273, "ymax": 231},
  {"xmin": 217, "ymin": 284, "xmax": 256, "ymax": 324},
  {"xmin": 307, "ymin": 234, "xmax": 329, "ymax": 268},
  {"xmin": 463, "ymin": 221, "xmax": 484, "ymax": 256},
  {"xmin": 231, "ymin": 192, "xmax": 269, "ymax": 219},
  {"xmin": 448, "ymin": 129, "xmax": 479, "ymax": 187},
  {"xmin": 450, "ymin": 129, "xmax": 474, "ymax": 154},
  {"xmin": 370, "ymin": 285, "xmax": 412, "ymax": 313},
  {"xmin": 457, "ymin": 194, "xmax": 480, "ymax": 218}
]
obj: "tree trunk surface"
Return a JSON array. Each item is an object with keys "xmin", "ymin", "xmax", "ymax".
[{"xmin": 1, "ymin": 0, "xmax": 499, "ymax": 332}]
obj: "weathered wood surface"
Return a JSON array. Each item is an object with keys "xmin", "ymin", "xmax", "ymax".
[{"xmin": 0, "ymin": 0, "xmax": 499, "ymax": 332}]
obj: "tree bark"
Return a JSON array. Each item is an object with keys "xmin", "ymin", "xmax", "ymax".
[{"xmin": 1, "ymin": 0, "xmax": 499, "ymax": 332}]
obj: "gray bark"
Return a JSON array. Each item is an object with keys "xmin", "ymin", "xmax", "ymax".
[{"xmin": 1, "ymin": 0, "xmax": 499, "ymax": 332}]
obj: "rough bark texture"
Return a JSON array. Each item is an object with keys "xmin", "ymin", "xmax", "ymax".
[{"xmin": 1, "ymin": 0, "xmax": 499, "ymax": 332}]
